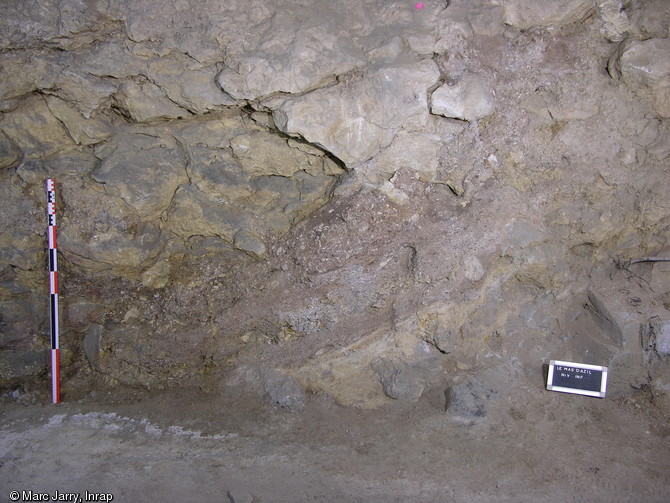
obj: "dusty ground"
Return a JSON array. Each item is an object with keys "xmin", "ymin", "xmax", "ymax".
[
  {"xmin": 1, "ymin": 1, "xmax": 669, "ymax": 501},
  {"xmin": 2, "ymin": 380, "xmax": 669, "ymax": 503}
]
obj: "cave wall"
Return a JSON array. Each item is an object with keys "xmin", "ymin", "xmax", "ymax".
[{"xmin": 1, "ymin": 0, "xmax": 669, "ymax": 407}]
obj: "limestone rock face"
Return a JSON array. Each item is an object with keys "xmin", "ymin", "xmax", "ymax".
[
  {"xmin": 0, "ymin": 0, "xmax": 668, "ymax": 409},
  {"xmin": 626, "ymin": 0, "xmax": 670, "ymax": 40},
  {"xmin": 113, "ymin": 80, "xmax": 189, "ymax": 123},
  {"xmin": 430, "ymin": 74, "xmax": 495, "ymax": 121},
  {"xmin": 260, "ymin": 368, "xmax": 307, "ymax": 410},
  {"xmin": 218, "ymin": 23, "xmax": 366, "ymax": 100},
  {"xmin": 93, "ymin": 134, "xmax": 188, "ymax": 219},
  {"xmin": 373, "ymin": 359, "xmax": 431, "ymax": 402},
  {"xmin": 657, "ymin": 322, "xmax": 670, "ymax": 357},
  {"xmin": 1, "ymin": 96, "xmax": 75, "ymax": 158},
  {"xmin": 0, "ymin": 174, "xmax": 43, "ymax": 271},
  {"xmin": 0, "ymin": 131, "xmax": 21, "ymax": 169},
  {"xmin": 45, "ymin": 96, "xmax": 113, "ymax": 146},
  {"xmin": 610, "ymin": 38, "xmax": 670, "ymax": 118},
  {"xmin": 272, "ymin": 59, "xmax": 440, "ymax": 166},
  {"xmin": 147, "ymin": 57, "xmax": 237, "ymax": 113},
  {"xmin": 598, "ymin": 0, "xmax": 630, "ymax": 42},
  {"xmin": 503, "ymin": 0, "xmax": 596, "ymax": 29},
  {"xmin": 58, "ymin": 178, "xmax": 164, "ymax": 272},
  {"xmin": 161, "ymin": 115, "xmax": 344, "ymax": 256}
]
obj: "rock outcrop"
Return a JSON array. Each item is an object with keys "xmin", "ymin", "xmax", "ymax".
[{"xmin": 0, "ymin": 0, "xmax": 668, "ymax": 409}]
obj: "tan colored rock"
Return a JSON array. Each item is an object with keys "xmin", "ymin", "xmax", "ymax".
[
  {"xmin": 139, "ymin": 260, "xmax": 171, "ymax": 289},
  {"xmin": 364, "ymin": 131, "xmax": 442, "ymax": 185},
  {"xmin": 92, "ymin": 133, "xmax": 188, "ymax": 219},
  {"xmin": 598, "ymin": 0, "xmax": 630, "ymax": 42},
  {"xmin": 188, "ymin": 147, "xmax": 254, "ymax": 202},
  {"xmin": 627, "ymin": 0, "xmax": 670, "ymax": 40},
  {"xmin": 504, "ymin": 0, "xmax": 595, "ymax": 29},
  {"xmin": 58, "ymin": 180, "xmax": 164, "ymax": 272},
  {"xmin": 0, "ymin": 53, "xmax": 58, "ymax": 102},
  {"xmin": 76, "ymin": 41, "xmax": 146, "ymax": 80},
  {"xmin": 147, "ymin": 57, "xmax": 236, "ymax": 113},
  {"xmin": 464, "ymin": 256, "xmax": 485, "ymax": 281},
  {"xmin": 272, "ymin": 59, "xmax": 440, "ymax": 166},
  {"xmin": 162, "ymin": 184, "xmax": 248, "ymax": 243},
  {"xmin": 45, "ymin": 96, "xmax": 113, "ymax": 146},
  {"xmin": 163, "ymin": 116, "xmax": 343, "ymax": 253},
  {"xmin": 430, "ymin": 74, "xmax": 495, "ymax": 121},
  {"xmin": 441, "ymin": 0, "xmax": 505, "ymax": 37},
  {"xmin": 610, "ymin": 38, "xmax": 670, "ymax": 118},
  {"xmin": 176, "ymin": 112, "xmax": 249, "ymax": 148},
  {"xmin": 233, "ymin": 230, "xmax": 266, "ymax": 259},
  {"xmin": 119, "ymin": 0, "xmax": 273, "ymax": 64},
  {"xmin": 18, "ymin": 150, "xmax": 97, "ymax": 181},
  {"xmin": 217, "ymin": 23, "xmax": 365, "ymax": 100},
  {"xmin": 0, "ymin": 131, "xmax": 21, "ymax": 169},
  {"xmin": 52, "ymin": 70, "xmax": 118, "ymax": 119},
  {"xmin": 230, "ymin": 132, "xmax": 317, "ymax": 178},
  {"xmin": 0, "ymin": 0, "xmax": 107, "ymax": 50},
  {"xmin": 0, "ymin": 95, "xmax": 75, "ymax": 158},
  {"xmin": 294, "ymin": 330, "xmax": 398, "ymax": 409},
  {"xmin": 0, "ymin": 174, "xmax": 43, "ymax": 270},
  {"xmin": 113, "ymin": 79, "xmax": 189, "ymax": 123}
]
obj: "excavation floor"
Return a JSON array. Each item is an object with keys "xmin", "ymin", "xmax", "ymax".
[{"xmin": 1, "ymin": 383, "xmax": 669, "ymax": 503}]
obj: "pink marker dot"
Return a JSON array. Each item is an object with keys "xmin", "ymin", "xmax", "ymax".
[{"xmin": 415, "ymin": 2, "xmax": 424, "ymax": 8}]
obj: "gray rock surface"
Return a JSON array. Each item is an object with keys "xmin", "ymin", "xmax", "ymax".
[
  {"xmin": 227, "ymin": 490, "xmax": 254, "ymax": 503},
  {"xmin": 373, "ymin": 359, "xmax": 429, "ymax": 402},
  {"xmin": 585, "ymin": 289, "xmax": 626, "ymax": 347},
  {"xmin": 82, "ymin": 324, "xmax": 102, "ymax": 369},
  {"xmin": 626, "ymin": 0, "xmax": 670, "ymax": 40},
  {"xmin": 598, "ymin": 0, "xmax": 630, "ymax": 42},
  {"xmin": 503, "ymin": 0, "xmax": 596, "ymax": 29},
  {"xmin": 610, "ymin": 38, "xmax": 670, "ymax": 117},
  {"xmin": 658, "ymin": 321, "xmax": 670, "ymax": 357},
  {"xmin": 0, "ymin": 350, "xmax": 47, "ymax": 380},
  {"xmin": 446, "ymin": 369, "xmax": 502, "ymax": 421},
  {"xmin": 271, "ymin": 59, "xmax": 440, "ymax": 166},
  {"xmin": 261, "ymin": 369, "xmax": 307, "ymax": 410},
  {"xmin": 1, "ymin": 4, "xmax": 670, "ymax": 502},
  {"xmin": 645, "ymin": 318, "xmax": 670, "ymax": 359},
  {"xmin": 430, "ymin": 74, "xmax": 495, "ymax": 121},
  {"xmin": 113, "ymin": 79, "xmax": 189, "ymax": 123},
  {"xmin": 218, "ymin": 21, "xmax": 366, "ymax": 100},
  {"xmin": 608, "ymin": 351, "xmax": 649, "ymax": 397},
  {"xmin": 0, "ymin": 0, "xmax": 667, "ymax": 410},
  {"xmin": 92, "ymin": 133, "xmax": 188, "ymax": 219}
]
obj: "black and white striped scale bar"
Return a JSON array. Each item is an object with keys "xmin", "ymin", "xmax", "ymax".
[{"xmin": 46, "ymin": 178, "xmax": 60, "ymax": 404}]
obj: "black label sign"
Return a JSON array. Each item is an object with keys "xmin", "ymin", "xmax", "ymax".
[{"xmin": 546, "ymin": 360, "xmax": 608, "ymax": 398}]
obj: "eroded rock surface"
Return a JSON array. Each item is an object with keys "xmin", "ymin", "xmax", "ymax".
[{"xmin": 0, "ymin": 0, "xmax": 668, "ymax": 413}]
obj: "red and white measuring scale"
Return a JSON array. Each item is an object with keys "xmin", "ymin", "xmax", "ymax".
[{"xmin": 46, "ymin": 179, "xmax": 60, "ymax": 403}]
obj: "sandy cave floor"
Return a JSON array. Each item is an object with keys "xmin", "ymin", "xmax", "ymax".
[{"xmin": 1, "ymin": 380, "xmax": 669, "ymax": 503}]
